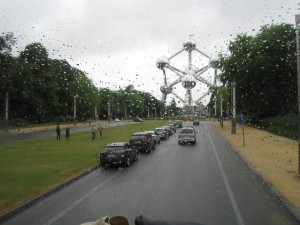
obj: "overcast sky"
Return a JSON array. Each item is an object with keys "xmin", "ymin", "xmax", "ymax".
[{"xmin": 1, "ymin": 0, "xmax": 298, "ymax": 105}]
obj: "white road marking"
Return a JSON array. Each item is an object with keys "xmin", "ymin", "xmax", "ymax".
[
  {"xmin": 42, "ymin": 172, "xmax": 119, "ymax": 225},
  {"xmin": 206, "ymin": 124, "xmax": 247, "ymax": 225}
]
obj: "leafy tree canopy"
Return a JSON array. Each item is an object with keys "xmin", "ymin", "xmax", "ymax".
[{"xmin": 218, "ymin": 23, "xmax": 296, "ymax": 120}]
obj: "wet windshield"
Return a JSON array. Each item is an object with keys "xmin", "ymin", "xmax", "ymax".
[
  {"xmin": 179, "ymin": 129, "xmax": 194, "ymax": 134},
  {"xmin": 0, "ymin": 1, "xmax": 299, "ymax": 225}
]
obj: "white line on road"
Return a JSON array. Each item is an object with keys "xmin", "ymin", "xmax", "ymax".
[
  {"xmin": 42, "ymin": 172, "xmax": 119, "ymax": 225},
  {"xmin": 206, "ymin": 124, "xmax": 247, "ymax": 225}
]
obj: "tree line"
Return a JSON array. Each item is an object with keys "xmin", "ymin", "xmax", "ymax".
[
  {"xmin": 208, "ymin": 23, "xmax": 297, "ymax": 123},
  {"xmin": 0, "ymin": 33, "xmax": 180, "ymax": 125},
  {"xmin": 1, "ymin": 23, "xmax": 297, "ymax": 125}
]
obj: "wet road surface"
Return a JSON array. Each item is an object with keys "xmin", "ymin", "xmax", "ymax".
[{"xmin": 1, "ymin": 122, "xmax": 299, "ymax": 225}]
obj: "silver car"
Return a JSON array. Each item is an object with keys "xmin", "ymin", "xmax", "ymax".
[{"xmin": 178, "ymin": 127, "xmax": 196, "ymax": 145}]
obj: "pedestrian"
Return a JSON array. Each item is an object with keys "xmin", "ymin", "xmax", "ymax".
[
  {"xmin": 91, "ymin": 128, "xmax": 96, "ymax": 140},
  {"xmin": 66, "ymin": 127, "xmax": 70, "ymax": 140},
  {"xmin": 98, "ymin": 126, "xmax": 103, "ymax": 138},
  {"xmin": 56, "ymin": 125, "xmax": 61, "ymax": 141}
]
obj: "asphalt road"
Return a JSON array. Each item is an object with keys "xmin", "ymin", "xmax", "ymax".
[{"xmin": 1, "ymin": 122, "xmax": 299, "ymax": 225}]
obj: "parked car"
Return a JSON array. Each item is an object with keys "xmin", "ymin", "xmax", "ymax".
[
  {"xmin": 129, "ymin": 132, "xmax": 156, "ymax": 153},
  {"xmin": 133, "ymin": 117, "xmax": 144, "ymax": 122},
  {"xmin": 168, "ymin": 124, "xmax": 176, "ymax": 133},
  {"xmin": 100, "ymin": 142, "xmax": 138, "ymax": 167},
  {"xmin": 161, "ymin": 125, "xmax": 173, "ymax": 136},
  {"xmin": 154, "ymin": 127, "xmax": 169, "ymax": 140},
  {"xmin": 178, "ymin": 127, "xmax": 196, "ymax": 145},
  {"xmin": 145, "ymin": 130, "xmax": 161, "ymax": 144},
  {"xmin": 193, "ymin": 120, "xmax": 199, "ymax": 125},
  {"xmin": 173, "ymin": 121, "xmax": 183, "ymax": 128}
]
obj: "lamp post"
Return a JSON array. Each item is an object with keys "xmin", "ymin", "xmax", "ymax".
[
  {"xmin": 73, "ymin": 95, "xmax": 78, "ymax": 123},
  {"xmin": 4, "ymin": 92, "xmax": 9, "ymax": 130},
  {"xmin": 107, "ymin": 102, "xmax": 111, "ymax": 122},
  {"xmin": 295, "ymin": 13, "xmax": 300, "ymax": 176},
  {"xmin": 214, "ymin": 97, "xmax": 217, "ymax": 118},
  {"xmin": 231, "ymin": 82, "xmax": 236, "ymax": 134},
  {"xmin": 220, "ymin": 94, "xmax": 223, "ymax": 128}
]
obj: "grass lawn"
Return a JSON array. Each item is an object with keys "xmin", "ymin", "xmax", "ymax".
[{"xmin": 0, "ymin": 119, "xmax": 169, "ymax": 215}]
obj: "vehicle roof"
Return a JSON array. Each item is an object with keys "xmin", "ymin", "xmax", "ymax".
[
  {"xmin": 180, "ymin": 127, "xmax": 195, "ymax": 130},
  {"xmin": 132, "ymin": 132, "xmax": 147, "ymax": 135}
]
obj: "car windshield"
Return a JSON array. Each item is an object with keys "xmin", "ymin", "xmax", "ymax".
[
  {"xmin": 1, "ymin": 1, "xmax": 300, "ymax": 225},
  {"xmin": 154, "ymin": 129, "xmax": 164, "ymax": 132},
  {"xmin": 130, "ymin": 136, "xmax": 145, "ymax": 140},
  {"xmin": 180, "ymin": 129, "xmax": 194, "ymax": 134}
]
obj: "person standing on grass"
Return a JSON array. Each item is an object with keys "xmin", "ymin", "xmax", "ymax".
[
  {"xmin": 91, "ymin": 128, "xmax": 96, "ymax": 140},
  {"xmin": 66, "ymin": 127, "xmax": 70, "ymax": 140},
  {"xmin": 98, "ymin": 126, "xmax": 103, "ymax": 138},
  {"xmin": 56, "ymin": 125, "xmax": 61, "ymax": 140}
]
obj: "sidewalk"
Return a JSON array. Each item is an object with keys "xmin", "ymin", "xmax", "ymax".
[
  {"xmin": 0, "ymin": 121, "xmax": 105, "ymax": 135},
  {"xmin": 211, "ymin": 120, "xmax": 300, "ymax": 218}
]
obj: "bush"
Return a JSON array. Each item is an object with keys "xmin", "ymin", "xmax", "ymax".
[
  {"xmin": 9, "ymin": 118, "xmax": 29, "ymax": 126},
  {"xmin": 258, "ymin": 113, "xmax": 298, "ymax": 139}
]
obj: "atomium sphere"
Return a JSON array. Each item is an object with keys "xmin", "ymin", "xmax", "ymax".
[
  {"xmin": 181, "ymin": 75, "xmax": 196, "ymax": 90},
  {"xmin": 160, "ymin": 83, "xmax": 172, "ymax": 94},
  {"xmin": 156, "ymin": 56, "xmax": 169, "ymax": 70}
]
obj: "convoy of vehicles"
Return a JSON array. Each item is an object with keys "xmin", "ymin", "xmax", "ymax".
[{"xmin": 100, "ymin": 120, "xmax": 197, "ymax": 168}]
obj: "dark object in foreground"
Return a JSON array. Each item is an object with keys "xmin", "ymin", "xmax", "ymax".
[
  {"xmin": 193, "ymin": 120, "xmax": 199, "ymax": 125},
  {"xmin": 135, "ymin": 215, "xmax": 205, "ymax": 225}
]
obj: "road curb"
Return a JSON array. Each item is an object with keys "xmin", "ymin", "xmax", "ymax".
[
  {"xmin": 0, "ymin": 165, "xmax": 100, "ymax": 224},
  {"xmin": 210, "ymin": 124, "xmax": 300, "ymax": 222}
]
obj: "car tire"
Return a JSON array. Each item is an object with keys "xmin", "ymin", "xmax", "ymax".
[
  {"xmin": 134, "ymin": 153, "xmax": 138, "ymax": 161},
  {"xmin": 124, "ymin": 156, "xmax": 130, "ymax": 167}
]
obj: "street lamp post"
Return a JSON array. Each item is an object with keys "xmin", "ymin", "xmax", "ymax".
[
  {"xmin": 73, "ymin": 95, "xmax": 78, "ymax": 123},
  {"xmin": 231, "ymin": 82, "xmax": 236, "ymax": 134},
  {"xmin": 295, "ymin": 13, "xmax": 300, "ymax": 176},
  {"xmin": 4, "ymin": 92, "xmax": 9, "ymax": 130},
  {"xmin": 220, "ymin": 94, "xmax": 223, "ymax": 128},
  {"xmin": 107, "ymin": 102, "xmax": 111, "ymax": 122},
  {"xmin": 214, "ymin": 97, "xmax": 217, "ymax": 118}
]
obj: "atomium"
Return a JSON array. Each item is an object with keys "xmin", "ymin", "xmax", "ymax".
[{"xmin": 156, "ymin": 40, "xmax": 221, "ymax": 111}]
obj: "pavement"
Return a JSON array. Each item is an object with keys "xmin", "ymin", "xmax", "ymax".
[
  {"xmin": 1, "ymin": 122, "xmax": 299, "ymax": 225},
  {"xmin": 1, "ymin": 120, "xmax": 300, "ymax": 224},
  {"xmin": 211, "ymin": 120, "xmax": 300, "ymax": 219}
]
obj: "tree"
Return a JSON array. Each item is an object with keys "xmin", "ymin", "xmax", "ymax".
[
  {"xmin": 15, "ymin": 43, "xmax": 58, "ymax": 122},
  {"xmin": 127, "ymin": 92, "xmax": 144, "ymax": 117},
  {"xmin": 218, "ymin": 23, "xmax": 296, "ymax": 120},
  {"xmin": 169, "ymin": 98, "xmax": 178, "ymax": 116},
  {"xmin": 0, "ymin": 32, "xmax": 16, "ymax": 125}
]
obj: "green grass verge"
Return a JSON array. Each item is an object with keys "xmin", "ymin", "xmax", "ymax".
[{"xmin": 0, "ymin": 120, "xmax": 169, "ymax": 215}]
